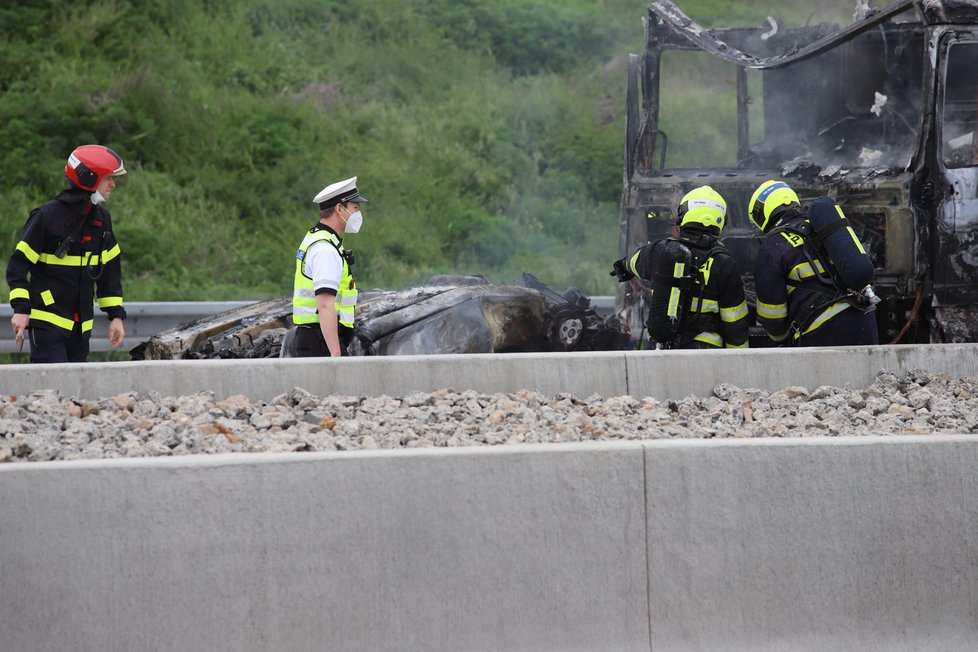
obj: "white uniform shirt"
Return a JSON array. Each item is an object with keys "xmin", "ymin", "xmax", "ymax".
[{"xmin": 303, "ymin": 240, "xmax": 343, "ymax": 294}]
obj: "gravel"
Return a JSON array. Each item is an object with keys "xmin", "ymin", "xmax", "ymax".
[{"xmin": 1, "ymin": 369, "xmax": 976, "ymax": 463}]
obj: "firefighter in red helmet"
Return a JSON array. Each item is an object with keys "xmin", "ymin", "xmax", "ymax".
[{"xmin": 6, "ymin": 145, "xmax": 129, "ymax": 362}]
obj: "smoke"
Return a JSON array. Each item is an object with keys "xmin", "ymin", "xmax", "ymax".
[{"xmin": 749, "ymin": 23, "xmax": 924, "ymax": 173}]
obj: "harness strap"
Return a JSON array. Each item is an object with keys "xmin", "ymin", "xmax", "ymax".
[
  {"xmin": 676, "ymin": 239, "xmax": 727, "ymax": 345},
  {"xmin": 809, "ymin": 217, "xmax": 847, "ymax": 251}
]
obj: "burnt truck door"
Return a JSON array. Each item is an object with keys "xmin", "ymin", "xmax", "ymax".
[{"xmin": 929, "ymin": 30, "xmax": 978, "ymax": 340}]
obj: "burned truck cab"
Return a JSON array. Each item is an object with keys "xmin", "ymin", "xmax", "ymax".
[{"xmin": 620, "ymin": 0, "xmax": 978, "ymax": 344}]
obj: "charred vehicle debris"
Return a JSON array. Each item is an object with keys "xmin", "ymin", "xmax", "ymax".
[
  {"xmin": 133, "ymin": 0, "xmax": 978, "ymax": 359},
  {"xmin": 131, "ymin": 275, "xmax": 626, "ymax": 360},
  {"xmin": 620, "ymin": 0, "xmax": 978, "ymax": 344}
]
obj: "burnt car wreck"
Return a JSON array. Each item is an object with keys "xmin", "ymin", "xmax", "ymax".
[
  {"xmin": 620, "ymin": 0, "xmax": 978, "ymax": 343},
  {"xmin": 131, "ymin": 275, "xmax": 626, "ymax": 360}
]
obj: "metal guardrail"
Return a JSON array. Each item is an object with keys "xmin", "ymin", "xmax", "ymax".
[
  {"xmin": 0, "ymin": 302, "xmax": 255, "ymax": 353},
  {"xmin": 0, "ymin": 297, "xmax": 617, "ymax": 354}
]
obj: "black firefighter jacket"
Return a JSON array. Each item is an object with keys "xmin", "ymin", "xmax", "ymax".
[
  {"xmin": 6, "ymin": 188, "xmax": 126, "ymax": 333},
  {"xmin": 625, "ymin": 229, "xmax": 750, "ymax": 348}
]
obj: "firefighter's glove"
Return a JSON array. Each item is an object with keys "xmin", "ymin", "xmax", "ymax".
[{"xmin": 610, "ymin": 259, "xmax": 635, "ymax": 282}]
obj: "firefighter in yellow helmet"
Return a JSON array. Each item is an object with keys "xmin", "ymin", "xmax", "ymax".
[
  {"xmin": 611, "ymin": 185, "xmax": 750, "ymax": 349},
  {"xmin": 6, "ymin": 145, "xmax": 128, "ymax": 362},
  {"xmin": 748, "ymin": 179, "xmax": 879, "ymax": 346},
  {"xmin": 291, "ymin": 176, "xmax": 367, "ymax": 357}
]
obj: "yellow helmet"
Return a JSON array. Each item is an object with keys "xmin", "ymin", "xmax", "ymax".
[
  {"xmin": 749, "ymin": 180, "xmax": 800, "ymax": 232},
  {"xmin": 678, "ymin": 185, "xmax": 727, "ymax": 233}
]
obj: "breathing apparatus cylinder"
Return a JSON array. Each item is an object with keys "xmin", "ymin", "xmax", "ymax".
[
  {"xmin": 646, "ymin": 239, "xmax": 694, "ymax": 345},
  {"xmin": 807, "ymin": 197, "xmax": 875, "ymax": 292}
]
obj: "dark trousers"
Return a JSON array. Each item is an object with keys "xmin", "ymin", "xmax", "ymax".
[
  {"xmin": 293, "ymin": 324, "xmax": 351, "ymax": 358},
  {"xmin": 28, "ymin": 324, "xmax": 90, "ymax": 363},
  {"xmin": 797, "ymin": 307, "xmax": 879, "ymax": 346}
]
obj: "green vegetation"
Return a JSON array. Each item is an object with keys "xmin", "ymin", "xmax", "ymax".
[{"xmin": 1, "ymin": 0, "xmax": 855, "ymax": 302}]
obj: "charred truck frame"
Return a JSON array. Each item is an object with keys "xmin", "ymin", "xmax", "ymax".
[{"xmin": 620, "ymin": 0, "xmax": 978, "ymax": 344}]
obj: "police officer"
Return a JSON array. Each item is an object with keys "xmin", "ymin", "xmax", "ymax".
[
  {"xmin": 6, "ymin": 145, "xmax": 128, "ymax": 363},
  {"xmin": 292, "ymin": 176, "xmax": 367, "ymax": 357},
  {"xmin": 611, "ymin": 185, "xmax": 750, "ymax": 349},
  {"xmin": 748, "ymin": 179, "xmax": 879, "ymax": 346}
]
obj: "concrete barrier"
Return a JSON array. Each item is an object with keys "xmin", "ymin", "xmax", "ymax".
[
  {"xmin": 0, "ymin": 351, "xmax": 630, "ymax": 401},
  {"xmin": 3, "ymin": 343, "xmax": 978, "ymax": 401},
  {"xmin": 2, "ymin": 436, "xmax": 977, "ymax": 651},
  {"xmin": 624, "ymin": 343, "xmax": 978, "ymax": 399},
  {"xmin": 645, "ymin": 436, "xmax": 978, "ymax": 650},
  {"xmin": 0, "ymin": 443, "xmax": 651, "ymax": 652}
]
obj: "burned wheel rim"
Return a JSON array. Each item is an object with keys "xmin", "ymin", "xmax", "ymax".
[{"xmin": 547, "ymin": 305, "xmax": 588, "ymax": 351}]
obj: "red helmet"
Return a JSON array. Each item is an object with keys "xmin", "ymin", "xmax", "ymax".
[{"xmin": 65, "ymin": 145, "xmax": 127, "ymax": 191}]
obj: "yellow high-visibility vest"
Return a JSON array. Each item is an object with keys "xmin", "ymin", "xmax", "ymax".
[{"xmin": 293, "ymin": 229, "xmax": 357, "ymax": 328}]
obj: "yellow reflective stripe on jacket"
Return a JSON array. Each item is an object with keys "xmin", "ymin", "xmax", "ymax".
[
  {"xmin": 833, "ymin": 206, "xmax": 868, "ymax": 255},
  {"xmin": 9, "ymin": 287, "xmax": 30, "ymax": 301},
  {"xmin": 667, "ymin": 287, "xmax": 681, "ymax": 319},
  {"xmin": 690, "ymin": 297, "xmax": 719, "ymax": 314},
  {"xmin": 35, "ymin": 244, "xmax": 120, "ymax": 267},
  {"xmin": 756, "ymin": 299, "xmax": 788, "ymax": 320},
  {"xmin": 720, "ymin": 300, "xmax": 749, "ymax": 323},
  {"xmin": 786, "ymin": 261, "xmax": 815, "ymax": 295},
  {"xmin": 665, "ymin": 261, "xmax": 685, "ymax": 319},
  {"xmin": 18, "ymin": 241, "xmax": 120, "ymax": 267},
  {"xmin": 15, "ymin": 241, "xmax": 40, "ymax": 263},
  {"xmin": 30, "ymin": 309, "xmax": 73, "ymax": 330},
  {"xmin": 97, "ymin": 296, "xmax": 124, "ymax": 308},
  {"xmin": 38, "ymin": 252, "xmax": 84, "ymax": 266},
  {"xmin": 29, "ymin": 309, "xmax": 94, "ymax": 332},
  {"xmin": 787, "ymin": 260, "xmax": 828, "ymax": 281},
  {"xmin": 627, "ymin": 250, "xmax": 642, "ymax": 277},
  {"xmin": 724, "ymin": 339, "xmax": 748, "ymax": 349},
  {"xmin": 101, "ymin": 244, "xmax": 121, "ymax": 263},
  {"xmin": 796, "ymin": 301, "xmax": 851, "ymax": 339},
  {"xmin": 41, "ymin": 290, "xmax": 55, "ymax": 306}
]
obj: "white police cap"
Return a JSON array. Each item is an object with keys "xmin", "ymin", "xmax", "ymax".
[{"xmin": 314, "ymin": 176, "xmax": 368, "ymax": 210}]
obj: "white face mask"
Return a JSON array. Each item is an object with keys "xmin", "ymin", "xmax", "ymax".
[
  {"xmin": 342, "ymin": 207, "xmax": 363, "ymax": 234},
  {"xmin": 90, "ymin": 190, "xmax": 107, "ymax": 205}
]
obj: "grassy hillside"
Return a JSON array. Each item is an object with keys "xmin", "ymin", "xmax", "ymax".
[{"xmin": 1, "ymin": 0, "xmax": 857, "ymax": 302}]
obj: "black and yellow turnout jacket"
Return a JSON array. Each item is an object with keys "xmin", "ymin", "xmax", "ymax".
[{"xmin": 6, "ymin": 188, "xmax": 126, "ymax": 333}]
